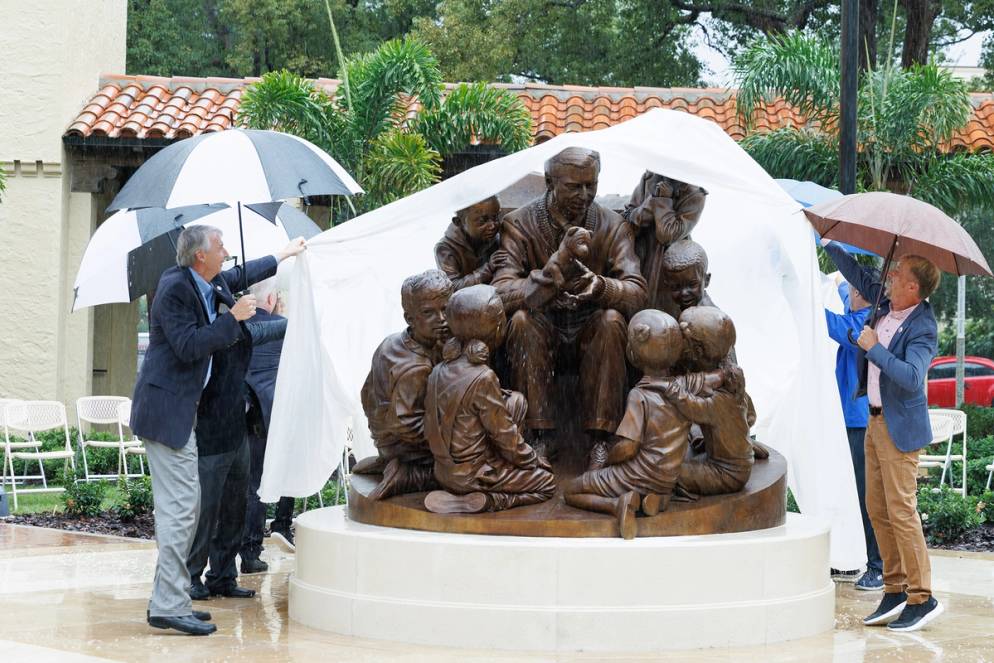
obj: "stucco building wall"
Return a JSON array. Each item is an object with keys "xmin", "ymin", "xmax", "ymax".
[{"xmin": 0, "ymin": 0, "xmax": 126, "ymax": 403}]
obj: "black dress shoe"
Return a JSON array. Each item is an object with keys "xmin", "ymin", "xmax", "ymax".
[
  {"xmin": 241, "ymin": 557, "xmax": 269, "ymax": 574},
  {"xmin": 209, "ymin": 584, "xmax": 256, "ymax": 598},
  {"xmin": 147, "ymin": 614, "xmax": 217, "ymax": 635},
  {"xmin": 147, "ymin": 609, "xmax": 211, "ymax": 622},
  {"xmin": 189, "ymin": 583, "xmax": 210, "ymax": 601}
]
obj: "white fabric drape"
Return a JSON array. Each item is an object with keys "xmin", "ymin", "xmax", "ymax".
[{"xmin": 261, "ymin": 109, "xmax": 866, "ymax": 570}]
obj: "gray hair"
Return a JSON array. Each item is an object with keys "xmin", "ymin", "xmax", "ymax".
[
  {"xmin": 544, "ymin": 147, "xmax": 601, "ymax": 178},
  {"xmin": 249, "ymin": 276, "xmax": 278, "ymax": 302},
  {"xmin": 176, "ymin": 225, "xmax": 222, "ymax": 267}
]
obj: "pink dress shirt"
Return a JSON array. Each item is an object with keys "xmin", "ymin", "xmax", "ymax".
[{"xmin": 867, "ymin": 303, "xmax": 918, "ymax": 408}]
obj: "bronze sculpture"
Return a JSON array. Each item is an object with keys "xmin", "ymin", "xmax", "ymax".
[
  {"xmin": 356, "ymin": 270, "xmax": 453, "ymax": 499},
  {"xmin": 624, "ymin": 172, "xmax": 707, "ymax": 315},
  {"xmin": 492, "ymin": 147, "xmax": 647, "ymax": 468},
  {"xmin": 435, "ymin": 196, "xmax": 505, "ymax": 290},
  {"xmin": 350, "ymin": 150, "xmax": 785, "ymax": 539},
  {"xmin": 423, "ymin": 285, "xmax": 556, "ymax": 514}
]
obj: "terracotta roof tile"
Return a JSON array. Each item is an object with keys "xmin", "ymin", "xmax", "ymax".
[{"xmin": 64, "ymin": 74, "xmax": 994, "ymax": 152}]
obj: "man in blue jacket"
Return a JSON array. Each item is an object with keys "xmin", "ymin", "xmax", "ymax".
[
  {"xmin": 824, "ymin": 241, "xmax": 942, "ymax": 632},
  {"xmin": 825, "ymin": 274, "xmax": 883, "ymax": 590},
  {"xmin": 132, "ymin": 226, "xmax": 304, "ymax": 635}
]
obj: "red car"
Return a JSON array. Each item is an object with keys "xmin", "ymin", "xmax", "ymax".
[{"xmin": 927, "ymin": 356, "xmax": 994, "ymax": 407}]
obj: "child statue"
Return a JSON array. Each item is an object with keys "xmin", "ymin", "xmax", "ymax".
[
  {"xmin": 434, "ymin": 196, "xmax": 506, "ymax": 290},
  {"xmin": 423, "ymin": 284, "xmax": 556, "ymax": 514},
  {"xmin": 356, "ymin": 269, "xmax": 453, "ymax": 500},
  {"xmin": 668, "ymin": 307, "xmax": 756, "ymax": 495},
  {"xmin": 563, "ymin": 309, "xmax": 700, "ymax": 539}
]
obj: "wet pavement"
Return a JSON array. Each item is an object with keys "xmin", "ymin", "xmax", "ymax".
[{"xmin": 1, "ymin": 522, "xmax": 992, "ymax": 662}]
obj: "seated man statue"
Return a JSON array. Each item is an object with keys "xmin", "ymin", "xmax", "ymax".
[
  {"xmin": 423, "ymin": 284, "xmax": 556, "ymax": 514},
  {"xmin": 356, "ymin": 269, "xmax": 453, "ymax": 499},
  {"xmin": 493, "ymin": 147, "xmax": 647, "ymax": 469},
  {"xmin": 623, "ymin": 172, "xmax": 707, "ymax": 314},
  {"xmin": 435, "ymin": 196, "xmax": 506, "ymax": 290},
  {"xmin": 563, "ymin": 309, "xmax": 699, "ymax": 540},
  {"xmin": 668, "ymin": 306, "xmax": 755, "ymax": 496}
]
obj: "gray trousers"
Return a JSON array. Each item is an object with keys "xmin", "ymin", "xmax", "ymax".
[{"xmin": 144, "ymin": 432, "xmax": 200, "ymax": 618}]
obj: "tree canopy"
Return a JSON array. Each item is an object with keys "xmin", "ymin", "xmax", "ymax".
[{"xmin": 128, "ymin": 1, "xmax": 994, "ymax": 84}]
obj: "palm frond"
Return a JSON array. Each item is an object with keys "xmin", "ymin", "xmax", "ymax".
[
  {"xmin": 346, "ymin": 37, "xmax": 444, "ymax": 144},
  {"xmin": 238, "ymin": 70, "xmax": 335, "ymax": 149},
  {"xmin": 877, "ymin": 65, "xmax": 972, "ymax": 154},
  {"xmin": 740, "ymin": 127, "xmax": 839, "ymax": 187},
  {"xmin": 414, "ymin": 82, "xmax": 532, "ymax": 155},
  {"xmin": 732, "ymin": 33, "xmax": 840, "ymax": 129},
  {"xmin": 908, "ymin": 152, "xmax": 994, "ymax": 216},
  {"xmin": 362, "ymin": 129, "xmax": 442, "ymax": 208}
]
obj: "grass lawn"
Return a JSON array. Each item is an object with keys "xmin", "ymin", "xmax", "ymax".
[{"xmin": 5, "ymin": 482, "xmax": 123, "ymax": 515}]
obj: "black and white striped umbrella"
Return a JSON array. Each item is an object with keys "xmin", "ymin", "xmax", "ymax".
[
  {"xmin": 107, "ymin": 129, "xmax": 363, "ymax": 212},
  {"xmin": 73, "ymin": 203, "xmax": 322, "ymax": 311}
]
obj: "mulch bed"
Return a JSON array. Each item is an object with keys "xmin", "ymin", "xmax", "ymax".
[
  {"xmin": 936, "ymin": 523, "xmax": 994, "ymax": 553},
  {"xmin": 5, "ymin": 511, "xmax": 155, "ymax": 540}
]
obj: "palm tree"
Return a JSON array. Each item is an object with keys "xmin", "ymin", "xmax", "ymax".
[
  {"xmin": 238, "ymin": 37, "xmax": 532, "ymax": 217},
  {"xmin": 732, "ymin": 32, "xmax": 994, "ymax": 216}
]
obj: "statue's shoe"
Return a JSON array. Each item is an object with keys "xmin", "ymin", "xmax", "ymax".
[
  {"xmin": 615, "ymin": 491, "xmax": 641, "ymax": 540},
  {"xmin": 424, "ymin": 491, "xmax": 488, "ymax": 514},
  {"xmin": 641, "ymin": 492, "xmax": 670, "ymax": 516}
]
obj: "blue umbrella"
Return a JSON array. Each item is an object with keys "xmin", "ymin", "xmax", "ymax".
[{"xmin": 776, "ymin": 179, "xmax": 876, "ymax": 256}]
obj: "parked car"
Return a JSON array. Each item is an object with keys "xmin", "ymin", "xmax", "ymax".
[{"xmin": 927, "ymin": 355, "xmax": 994, "ymax": 407}]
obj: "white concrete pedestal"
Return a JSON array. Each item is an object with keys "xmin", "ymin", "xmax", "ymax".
[{"xmin": 290, "ymin": 507, "xmax": 834, "ymax": 652}]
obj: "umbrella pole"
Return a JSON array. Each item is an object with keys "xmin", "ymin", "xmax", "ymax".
[
  {"xmin": 848, "ymin": 238, "xmax": 897, "ymax": 345},
  {"xmin": 237, "ymin": 201, "xmax": 248, "ymax": 293}
]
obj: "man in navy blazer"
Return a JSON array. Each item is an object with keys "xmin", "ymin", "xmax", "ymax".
[
  {"xmin": 824, "ymin": 241, "xmax": 943, "ymax": 633},
  {"xmin": 133, "ymin": 225, "xmax": 304, "ymax": 636}
]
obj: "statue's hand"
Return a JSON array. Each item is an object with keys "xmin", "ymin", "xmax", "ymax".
[
  {"xmin": 489, "ymin": 249, "xmax": 510, "ymax": 271},
  {"xmin": 653, "ymin": 178, "xmax": 675, "ymax": 199}
]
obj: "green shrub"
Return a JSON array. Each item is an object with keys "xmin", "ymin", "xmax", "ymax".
[
  {"xmin": 786, "ymin": 488, "xmax": 800, "ymax": 513},
  {"xmin": 113, "ymin": 476, "xmax": 153, "ymax": 521},
  {"xmin": 60, "ymin": 471, "xmax": 107, "ymax": 518},
  {"xmin": 959, "ymin": 404, "xmax": 994, "ymax": 439},
  {"xmin": 917, "ymin": 485, "xmax": 986, "ymax": 546}
]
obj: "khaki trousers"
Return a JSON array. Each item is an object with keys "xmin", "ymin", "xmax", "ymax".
[{"xmin": 864, "ymin": 414, "xmax": 932, "ymax": 604}]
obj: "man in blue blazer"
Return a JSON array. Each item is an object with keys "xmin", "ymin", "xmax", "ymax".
[
  {"xmin": 133, "ymin": 225, "xmax": 304, "ymax": 635},
  {"xmin": 824, "ymin": 241, "xmax": 943, "ymax": 633}
]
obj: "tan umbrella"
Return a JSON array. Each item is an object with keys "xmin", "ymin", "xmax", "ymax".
[
  {"xmin": 805, "ymin": 191, "xmax": 992, "ymax": 345},
  {"xmin": 804, "ymin": 191, "xmax": 992, "ymax": 277}
]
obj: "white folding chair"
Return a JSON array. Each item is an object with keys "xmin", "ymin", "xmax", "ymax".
[
  {"xmin": 116, "ymin": 401, "xmax": 146, "ymax": 476},
  {"xmin": 1, "ymin": 399, "xmax": 43, "ymax": 488},
  {"xmin": 986, "ymin": 460, "xmax": 993, "ymax": 492},
  {"xmin": 76, "ymin": 396, "xmax": 143, "ymax": 481},
  {"xmin": 921, "ymin": 409, "xmax": 968, "ymax": 496},
  {"xmin": 2, "ymin": 401, "xmax": 76, "ymax": 510}
]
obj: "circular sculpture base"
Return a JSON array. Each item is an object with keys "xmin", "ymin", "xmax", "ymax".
[
  {"xmin": 348, "ymin": 451, "xmax": 787, "ymax": 537},
  {"xmin": 290, "ymin": 509, "xmax": 834, "ymax": 652}
]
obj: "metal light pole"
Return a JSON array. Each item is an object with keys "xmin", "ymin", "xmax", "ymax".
[
  {"xmin": 840, "ymin": 0, "xmax": 859, "ymax": 194},
  {"xmin": 955, "ymin": 275, "xmax": 966, "ymax": 406}
]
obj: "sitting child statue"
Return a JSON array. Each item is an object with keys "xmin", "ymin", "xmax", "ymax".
[
  {"xmin": 423, "ymin": 284, "xmax": 556, "ymax": 514},
  {"xmin": 668, "ymin": 306, "xmax": 756, "ymax": 496},
  {"xmin": 435, "ymin": 196, "xmax": 506, "ymax": 290},
  {"xmin": 356, "ymin": 270, "xmax": 453, "ymax": 500},
  {"xmin": 563, "ymin": 309, "xmax": 706, "ymax": 539}
]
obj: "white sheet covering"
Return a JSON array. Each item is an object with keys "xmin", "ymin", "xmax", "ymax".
[{"xmin": 261, "ymin": 109, "xmax": 866, "ymax": 569}]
